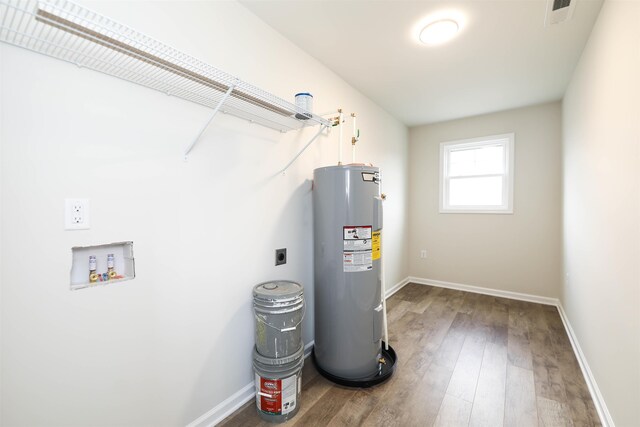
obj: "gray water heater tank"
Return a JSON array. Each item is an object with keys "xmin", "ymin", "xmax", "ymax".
[{"xmin": 313, "ymin": 164, "xmax": 394, "ymax": 385}]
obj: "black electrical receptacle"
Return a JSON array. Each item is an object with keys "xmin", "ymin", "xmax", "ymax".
[{"xmin": 275, "ymin": 248, "xmax": 287, "ymax": 266}]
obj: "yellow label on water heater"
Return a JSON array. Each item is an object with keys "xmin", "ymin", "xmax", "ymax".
[{"xmin": 372, "ymin": 231, "xmax": 381, "ymax": 260}]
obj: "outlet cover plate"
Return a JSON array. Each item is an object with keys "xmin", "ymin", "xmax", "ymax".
[
  {"xmin": 275, "ymin": 248, "xmax": 287, "ymax": 266},
  {"xmin": 65, "ymin": 198, "xmax": 90, "ymax": 230}
]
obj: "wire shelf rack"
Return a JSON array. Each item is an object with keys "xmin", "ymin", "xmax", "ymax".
[{"xmin": 0, "ymin": 0, "xmax": 331, "ymax": 134}]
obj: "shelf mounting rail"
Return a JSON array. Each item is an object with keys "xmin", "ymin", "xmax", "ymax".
[{"xmin": 0, "ymin": 0, "xmax": 331, "ymax": 156}]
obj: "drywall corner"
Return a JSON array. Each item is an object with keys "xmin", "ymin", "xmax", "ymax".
[{"xmin": 561, "ymin": 1, "xmax": 640, "ymax": 425}]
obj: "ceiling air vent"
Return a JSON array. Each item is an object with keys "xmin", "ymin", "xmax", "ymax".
[
  {"xmin": 545, "ymin": 0, "xmax": 577, "ymax": 26},
  {"xmin": 553, "ymin": 0, "xmax": 572, "ymax": 11}
]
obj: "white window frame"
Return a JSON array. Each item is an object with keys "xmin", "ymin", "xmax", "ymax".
[{"xmin": 439, "ymin": 133, "xmax": 515, "ymax": 214}]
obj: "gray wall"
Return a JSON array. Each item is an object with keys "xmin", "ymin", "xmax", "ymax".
[
  {"xmin": 408, "ymin": 102, "xmax": 562, "ymax": 298},
  {"xmin": 562, "ymin": 1, "xmax": 640, "ymax": 425}
]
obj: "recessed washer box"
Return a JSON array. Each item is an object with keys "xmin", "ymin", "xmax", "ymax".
[{"xmin": 70, "ymin": 241, "xmax": 135, "ymax": 290}]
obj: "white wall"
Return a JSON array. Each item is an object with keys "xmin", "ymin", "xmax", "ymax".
[
  {"xmin": 0, "ymin": 1, "xmax": 409, "ymax": 425},
  {"xmin": 562, "ymin": 1, "xmax": 640, "ymax": 425},
  {"xmin": 408, "ymin": 102, "xmax": 562, "ymax": 298},
  {"xmin": 0, "ymin": 33, "xmax": 3, "ymax": 424}
]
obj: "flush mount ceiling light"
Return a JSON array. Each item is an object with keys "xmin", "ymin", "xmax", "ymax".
[{"xmin": 419, "ymin": 19, "xmax": 460, "ymax": 45}]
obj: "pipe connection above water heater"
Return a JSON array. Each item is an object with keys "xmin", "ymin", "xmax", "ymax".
[{"xmin": 351, "ymin": 113, "xmax": 360, "ymax": 164}]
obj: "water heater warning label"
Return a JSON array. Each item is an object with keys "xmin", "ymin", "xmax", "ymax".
[
  {"xmin": 372, "ymin": 231, "xmax": 381, "ymax": 260},
  {"xmin": 343, "ymin": 226, "xmax": 373, "ymax": 272}
]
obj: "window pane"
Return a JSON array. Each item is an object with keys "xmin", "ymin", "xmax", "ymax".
[
  {"xmin": 449, "ymin": 176, "xmax": 503, "ymax": 206},
  {"xmin": 449, "ymin": 144, "xmax": 504, "ymax": 176}
]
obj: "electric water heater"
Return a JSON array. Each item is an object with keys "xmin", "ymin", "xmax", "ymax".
[{"xmin": 312, "ymin": 164, "xmax": 395, "ymax": 386}]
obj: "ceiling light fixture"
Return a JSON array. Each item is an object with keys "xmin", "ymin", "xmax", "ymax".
[{"xmin": 419, "ymin": 19, "xmax": 460, "ymax": 45}]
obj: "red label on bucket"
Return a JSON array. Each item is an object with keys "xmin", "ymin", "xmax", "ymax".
[
  {"xmin": 259, "ymin": 377, "xmax": 282, "ymax": 414},
  {"xmin": 255, "ymin": 372, "xmax": 298, "ymax": 416}
]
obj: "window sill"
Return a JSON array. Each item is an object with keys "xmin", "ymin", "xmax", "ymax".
[{"xmin": 439, "ymin": 209, "xmax": 514, "ymax": 214}]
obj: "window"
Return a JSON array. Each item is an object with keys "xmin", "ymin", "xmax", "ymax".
[{"xmin": 440, "ymin": 133, "xmax": 514, "ymax": 213}]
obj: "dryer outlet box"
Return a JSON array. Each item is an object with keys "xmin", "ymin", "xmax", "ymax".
[{"xmin": 275, "ymin": 248, "xmax": 287, "ymax": 266}]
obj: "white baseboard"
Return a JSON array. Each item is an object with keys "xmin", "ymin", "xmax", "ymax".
[
  {"xmin": 192, "ymin": 277, "xmax": 613, "ymax": 427},
  {"xmin": 189, "ymin": 276, "xmax": 410, "ymax": 427},
  {"xmin": 385, "ymin": 276, "xmax": 411, "ymax": 299},
  {"xmin": 408, "ymin": 276, "xmax": 559, "ymax": 306},
  {"xmin": 187, "ymin": 340, "xmax": 316, "ymax": 427},
  {"xmin": 303, "ymin": 339, "xmax": 315, "ymax": 358},
  {"xmin": 186, "ymin": 381, "xmax": 255, "ymax": 427},
  {"xmin": 409, "ymin": 276, "xmax": 612, "ymax": 427},
  {"xmin": 191, "ymin": 277, "xmax": 613, "ymax": 427},
  {"xmin": 556, "ymin": 304, "xmax": 614, "ymax": 427}
]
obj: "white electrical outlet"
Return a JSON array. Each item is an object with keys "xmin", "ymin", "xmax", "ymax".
[
  {"xmin": 420, "ymin": 249, "xmax": 427, "ymax": 259},
  {"xmin": 65, "ymin": 199, "xmax": 90, "ymax": 230}
]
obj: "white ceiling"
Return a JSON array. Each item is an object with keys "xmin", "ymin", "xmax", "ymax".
[{"xmin": 240, "ymin": 0, "xmax": 603, "ymax": 126}]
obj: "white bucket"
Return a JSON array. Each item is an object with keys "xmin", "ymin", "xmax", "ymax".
[{"xmin": 253, "ymin": 345, "xmax": 304, "ymax": 423}]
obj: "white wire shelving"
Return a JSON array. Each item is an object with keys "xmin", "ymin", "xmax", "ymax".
[{"xmin": 0, "ymin": 0, "xmax": 331, "ymax": 158}]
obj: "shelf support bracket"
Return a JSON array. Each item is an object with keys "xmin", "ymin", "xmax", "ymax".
[
  {"xmin": 184, "ymin": 84, "xmax": 235, "ymax": 160},
  {"xmin": 280, "ymin": 124, "xmax": 330, "ymax": 174}
]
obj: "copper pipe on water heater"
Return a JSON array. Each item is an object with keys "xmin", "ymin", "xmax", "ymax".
[
  {"xmin": 338, "ymin": 109, "xmax": 344, "ymax": 165},
  {"xmin": 351, "ymin": 113, "xmax": 358, "ymax": 164}
]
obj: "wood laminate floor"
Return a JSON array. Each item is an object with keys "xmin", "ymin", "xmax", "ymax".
[{"xmin": 220, "ymin": 283, "xmax": 601, "ymax": 427}]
